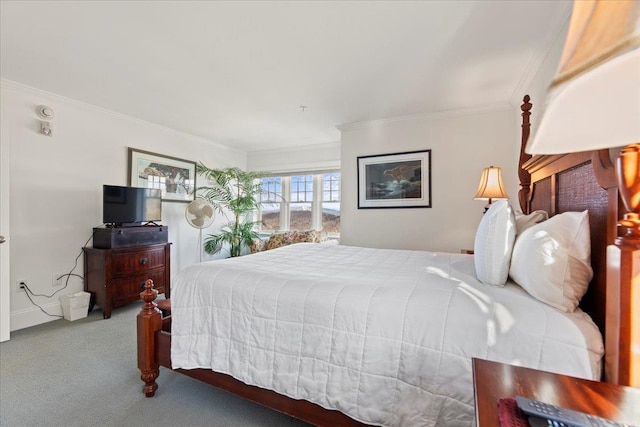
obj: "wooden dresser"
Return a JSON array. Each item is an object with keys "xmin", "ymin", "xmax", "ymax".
[{"xmin": 83, "ymin": 243, "xmax": 171, "ymax": 319}]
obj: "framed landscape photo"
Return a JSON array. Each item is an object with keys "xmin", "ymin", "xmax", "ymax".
[
  {"xmin": 357, "ymin": 149, "xmax": 431, "ymax": 209},
  {"xmin": 128, "ymin": 148, "xmax": 196, "ymax": 202}
]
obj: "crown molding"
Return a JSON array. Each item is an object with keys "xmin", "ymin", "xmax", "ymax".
[
  {"xmin": 248, "ymin": 141, "xmax": 340, "ymax": 156},
  {"xmin": 336, "ymin": 102, "xmax": 512, "ymax": 132},
  {"xmin": 249, "ymin": 160, "xmax": 340, "ymax": 175}
]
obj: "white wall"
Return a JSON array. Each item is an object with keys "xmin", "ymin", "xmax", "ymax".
[
  {"xmin": 339, "ymin": 108, "xmax": 519, "ymax": 253},
  {"xmin": 512, "ymin": 17, "xmax": 568, "ymax": 140},
  {"xmin": 2, "ymin": 80, "xmax": 245, "ymax": 331},
  {"xmin": 337, "ymin": 13, "xmax": 569, "ymax": 254},
  {"xmin": 247, "ymin": 107, "xmax": 522, "ymax": 254}
]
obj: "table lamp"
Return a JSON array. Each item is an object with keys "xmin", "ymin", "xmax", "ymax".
[
  {"xmin": 474, "ymin": 166, "xmax": 509, "ymax": 213},
  {"xmin": 525, "ymin": 0, "xmax": 639, "ymax": 387}
]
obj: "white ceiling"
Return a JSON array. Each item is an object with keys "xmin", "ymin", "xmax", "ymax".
[{"xmin": 0, "ymin": 1, "xmax": 571, "ymax": 152}]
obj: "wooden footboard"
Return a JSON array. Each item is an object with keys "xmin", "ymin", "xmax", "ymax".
[{"xmin": 136, "ymin": 279, "xmax": 369, "ymax": 426}]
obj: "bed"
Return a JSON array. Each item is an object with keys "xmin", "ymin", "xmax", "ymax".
[{"xmin": 137, "ymin": 95, "xmax": 624, "ymax": 426}]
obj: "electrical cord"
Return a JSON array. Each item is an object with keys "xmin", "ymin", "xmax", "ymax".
[
  {"xmin": 20, "ymin": 229, "xmax": 98, "ymax": 318},
  {"xmin": 22, "ymin": 288, "xmax": 63, "ymax": 318}
]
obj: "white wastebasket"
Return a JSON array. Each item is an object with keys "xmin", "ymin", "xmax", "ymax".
[{"xmin": 60, "ymin": 291, "xmax": 91, "ymax": 321}]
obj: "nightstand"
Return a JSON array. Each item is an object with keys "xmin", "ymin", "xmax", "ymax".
[{"xmin": 472, "ymin": 358, "xmax": 639, "ymax": 426}]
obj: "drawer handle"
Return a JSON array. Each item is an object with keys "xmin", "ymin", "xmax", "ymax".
[{"xmin": 140, "ymin": 258, "xmax": 148, "ymax": 265}]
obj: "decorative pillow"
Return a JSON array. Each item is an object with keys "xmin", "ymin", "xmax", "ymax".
[
  {"xmin": 249, "ymin": 239, "xmax": 266, "ymax": 253},
  {"xmin": 289, "ymin": 230, "xmax": 328, "ymax": 244},
  {"xmin": 289, "ymin": 230, "xmax": 313, "ymax": 243},
  {"xmin": 264, "ymin": 232, "xmax": 291, "ymax": 250},
  {"xmin": 515, "ymin": 210, "xmax": 548, "ymax": 235},
  {"xmin": 509, "ymin": 210, "xmax": 592, "ymax": 312},
  {"xmin": 473, "ymin": 200, "xmax": 517, "ymax": 286},
  {"xmin": 256, "ymin": 230, "xmax": 329, "ymax": 252}
]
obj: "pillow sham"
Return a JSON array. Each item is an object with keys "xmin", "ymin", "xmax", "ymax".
[
  {"xmin": 509, "ymin": 210, "xmax": 592, "ymax": 312},
  {"xmin": 515, "ymin": 210, "xmax": 548, "ymax": 235},
  {"xmin": 473, "ymin": 200, "xmax": 517, "ymax": 286}
]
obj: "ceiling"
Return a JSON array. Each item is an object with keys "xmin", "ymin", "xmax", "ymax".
[{"xmin": 0, "ymin": 1, "xmax": 571, "ymax": 152}]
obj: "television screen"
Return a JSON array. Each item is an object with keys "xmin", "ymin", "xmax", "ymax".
[{"xmin": 102, "ymin": 185, "xmax": 162, "ymax": 225}]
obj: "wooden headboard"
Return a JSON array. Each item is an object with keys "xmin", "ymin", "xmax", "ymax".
[{"xmin": 516, "ymin": 95, "xmax": 621, "ymax": 382}]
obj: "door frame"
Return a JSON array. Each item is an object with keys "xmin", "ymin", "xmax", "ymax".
[{"xmin": 1, "ymin": 96, "xmax": 10, "ymax": 342}]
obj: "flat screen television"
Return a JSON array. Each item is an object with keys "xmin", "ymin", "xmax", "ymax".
[{"xmin": 102, "ymin": 185, "xmax": 162, "ymax": 226}]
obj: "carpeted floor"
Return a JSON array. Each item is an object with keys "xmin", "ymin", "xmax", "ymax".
[{"xmin": 0, "ymin": 302, "xmax": 311, "ymax": 427}]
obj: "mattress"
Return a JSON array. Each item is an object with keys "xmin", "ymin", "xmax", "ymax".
[{"xmin": 170, "ymin": 243, "xmax": 604, "ymax": 426}]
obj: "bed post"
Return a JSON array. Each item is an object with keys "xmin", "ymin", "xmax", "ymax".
[
  {"xmin": 137, "ymin": 279, "xmax": 162, "ymax": 397},
  {"xmin": 518, "ymin": 95, "xmax": 533, "ymax": 213},
  {"xmin": 606, "ymin": 144, "xmax": 640, "ymax": 387}
]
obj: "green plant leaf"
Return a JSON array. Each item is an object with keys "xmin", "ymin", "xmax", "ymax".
[{"xmin": 196, "ymin": 164, "xmax": 264, "ymax": 257}]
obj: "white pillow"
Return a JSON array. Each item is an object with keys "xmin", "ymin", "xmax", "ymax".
[
  {"xmin": 509, "ymin": 210, "xmax": 592, "ymax": 312},
  {"xmin": 473, "ymin": 200, "xmax": 516, "ymax": 286},
  {"xmin": 515, "ymin": 210, "xmax": 548, "ymax": 235}
]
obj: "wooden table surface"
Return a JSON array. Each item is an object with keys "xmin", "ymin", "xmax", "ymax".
[{"xmin": 472, "ymin": 358, "xmax": 640, "ymax": 426}]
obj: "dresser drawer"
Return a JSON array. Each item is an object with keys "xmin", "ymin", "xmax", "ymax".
[
  {"xmin": 111, "ymin": 246, "xmax": 166, "ymax": 276},
  {"xmin": 84, "ymin": 242, "xmax": 171, "ymax": 319},
  {"xmin": 112, "ymin": 270, "xmax": 165, "ymax": 306}
]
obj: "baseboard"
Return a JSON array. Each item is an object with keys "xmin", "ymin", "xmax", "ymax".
[{"xmin": 10, "ymin": 301, "xmax": 63, "ymax": 332}]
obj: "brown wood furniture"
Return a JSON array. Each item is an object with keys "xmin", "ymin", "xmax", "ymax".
[
  {"xmin": 135, "ymin": 95, "xmax": 633, "ymax": 425},
  {"xmin": 472, "ymin": 358, "xmax": 640, "ymax": 427},
  {"xmin": 84, "ymin": 242, "xmax": 170, "ymax": 319},
  {"xmin": 521, "ymin": 105, "xmax": 636, "ymax": 387},
  {"xmin": 608, "ymin": 143, "xmax": 640, "ymax": 387},
  {"xmin": 520, "ymin": 145, "xmax": 624, "ymax": 384}
]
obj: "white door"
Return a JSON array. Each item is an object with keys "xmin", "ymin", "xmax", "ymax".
[{"xmin": 0, "ymin": 106, "xmax": 10, "ymax": 342}]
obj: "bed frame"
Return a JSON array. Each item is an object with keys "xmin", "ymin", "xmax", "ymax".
[{"xmin": 136, "ymin": 95, "xmax": 627, "ymax": 426}]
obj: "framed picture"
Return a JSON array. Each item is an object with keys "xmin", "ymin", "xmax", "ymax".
[
  {"xmin": 357, "ymin": 149, "xmax": 431, "ymax": 209},
  {"xmin": 128, "ymin": 148, "xmax": 196, "ymax": 202}
]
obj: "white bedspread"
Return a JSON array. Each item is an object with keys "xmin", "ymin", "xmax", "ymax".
[{"xmin": 171, "ymin": 244, "xmax": 604, "ymax": 426}]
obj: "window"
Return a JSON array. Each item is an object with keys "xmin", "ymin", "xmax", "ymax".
[
  {"xmin": 322, "ymin": 173, "xmax": 340, "ymax": 233},
  {"xmin": 259, "ymin": 177, "xmax": 282, "ymax": 231},
  {"xmin": 290, "ymin": 175, "xmax": 313, "ymax": 231},
  {"xmin": 257, "ymin": 172, "xmax": 340, "ymax": 236}
]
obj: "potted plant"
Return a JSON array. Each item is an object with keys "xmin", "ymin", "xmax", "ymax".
[{"xmin": 196, "ymin": 164, "xmax": 262, "ymax": 257}]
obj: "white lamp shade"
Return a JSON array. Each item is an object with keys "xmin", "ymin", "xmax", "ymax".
[
  {"xmin": 526, "ymin": 0, "xmax": 640, "ymax": 155},
  {"xmin": 527, "ymin": 49, "xmax": 640, "ymax": 154}
]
